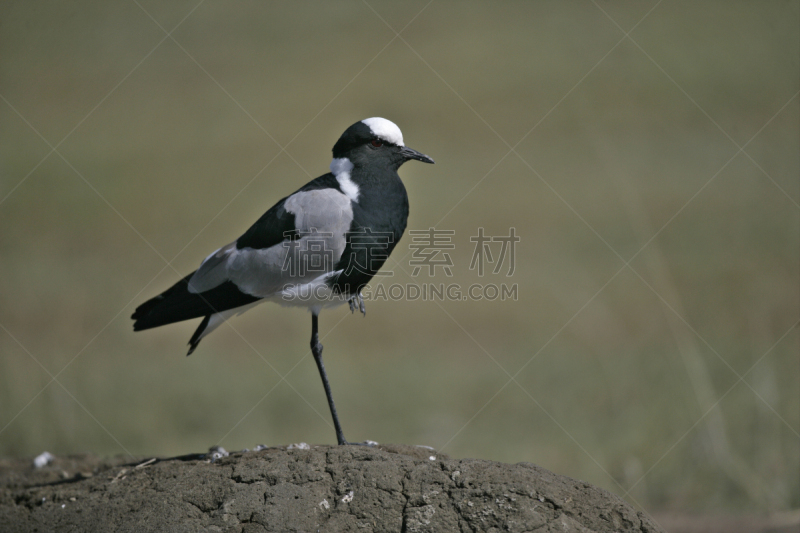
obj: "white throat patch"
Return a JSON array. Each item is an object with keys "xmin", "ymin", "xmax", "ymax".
[
  {"xmin": 361, "ymin": 117, "xmax": 404, "ymax": 146},
  {"xmin": 330, "ymin": 157, "xmax": 359, "ymax": 202}
]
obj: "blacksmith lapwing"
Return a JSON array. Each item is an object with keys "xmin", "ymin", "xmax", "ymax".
[{"xmin": 132, "ymin": 118, "xmax": 434, "ymax": 445}]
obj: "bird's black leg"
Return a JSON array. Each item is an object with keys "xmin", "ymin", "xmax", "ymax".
[{"xmin": 311, "ymin": 313, "xmax": 351, "ymax": 445}]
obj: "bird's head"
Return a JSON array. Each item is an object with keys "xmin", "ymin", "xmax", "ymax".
[{"xmin": 332, "ymin": 117, "xmax": 434, "ymax": 170}]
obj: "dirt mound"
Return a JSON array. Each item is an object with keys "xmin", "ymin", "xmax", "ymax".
[{"xmin": 0, "ymin": 444, "xmax": 662, "ymax": 532}]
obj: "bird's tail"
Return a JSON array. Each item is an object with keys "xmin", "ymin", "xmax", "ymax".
[
  {"xmin": 131, "ymin": 272, "xmax": 205, "ymax": 331},
  {"xmin": 132, "ymin": 272, "xmax": 263, "ymax": 354}
]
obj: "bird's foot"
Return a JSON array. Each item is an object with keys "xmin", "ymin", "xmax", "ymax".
[
  {"xmin": 339, "ymin": 440, "xmax": 378, "ymax": 447},
  {"xmin": 348, "ymin": 292, "xmax": 366, "ymax": 316}
]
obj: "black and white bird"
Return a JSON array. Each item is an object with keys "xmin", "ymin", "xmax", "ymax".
[{"xmin": 132, "ymin": 117, "xmax": 434, "ymax": 445}]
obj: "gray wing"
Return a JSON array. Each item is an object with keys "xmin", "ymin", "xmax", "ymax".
[{"xmin": 188, "ymin": 189, "xmax": 354, "ymax": 298}]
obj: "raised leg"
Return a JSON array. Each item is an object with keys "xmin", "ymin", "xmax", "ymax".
[
  {"xmin": 348, "ymin": 291, "xmax": 366, "ymax": 316},
  {"xmin": 311, "ymin": 313, "xmax": 349, "ymax": 445}
]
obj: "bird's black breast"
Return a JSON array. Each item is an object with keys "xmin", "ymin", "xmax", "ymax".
[{"xmin": 330, "ymin": 174, "xmax": 409, "ymax": 295}]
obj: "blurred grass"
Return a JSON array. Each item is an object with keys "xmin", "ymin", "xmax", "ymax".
[{"xmin": 1, "ymin": 0, "xmax": 798, "ymax": 516}]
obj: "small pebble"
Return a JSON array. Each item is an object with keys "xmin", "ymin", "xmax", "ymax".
[
  {"xmin": 287, "ymin": 442, "xmax": 310, "ymax": 450},
  {"xmin": 208, "ymin": 445, "xmax": 228, "ymax": 456},
  {"xmin": 207, "ymin": 446, "xmax": 229, "ymax": 462},
  {"xmin": 33, "ymin": 451, "xmax": 54, "ymax": 469},
  {"xmin": 341, "ymin": 491, "xmax": 354, "ymax": 503},
  {"xmin": 254, "ymin": 444, "xmax": 269, "ymax": 451}
]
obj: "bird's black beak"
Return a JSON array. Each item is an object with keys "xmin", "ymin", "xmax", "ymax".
[{"xmin": 399, "ymin": 146, "xmax": 435, "ymax": 164}]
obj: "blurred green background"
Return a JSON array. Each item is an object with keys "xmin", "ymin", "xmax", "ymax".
[{"xmin": 1, "ymin": 0, "xmax": 797, "ymax": 521}]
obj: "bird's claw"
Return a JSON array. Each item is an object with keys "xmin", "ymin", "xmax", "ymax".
[{"xmin": 348, "ymin": 293, "xmax": 366, "ymax": 316}]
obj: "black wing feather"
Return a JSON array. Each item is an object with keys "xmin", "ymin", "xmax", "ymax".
[
  {"xmin": 132, "ymin": 174, "xmax": 344, "ymax": 334},
  {"xmin": 131, "ymin": 273, "xmax": 260, "ymax": 331},
  {"xmin": 236, "ymin": 174, "xmax": 343, "ymax": 250}
]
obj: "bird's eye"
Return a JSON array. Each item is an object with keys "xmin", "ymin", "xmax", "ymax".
[{"xmin": 370, "ymin": 139, "xmax": 383, "ymax": 147}]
